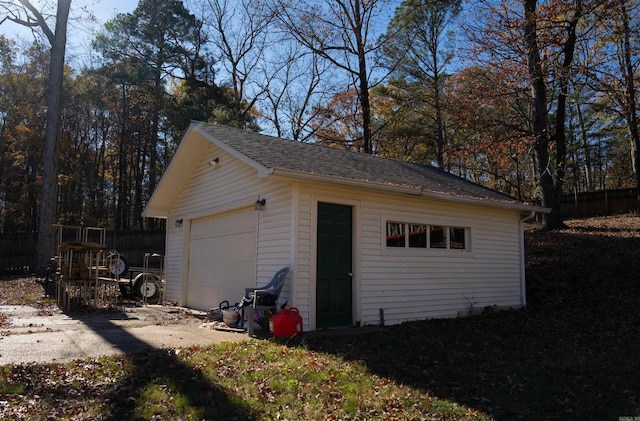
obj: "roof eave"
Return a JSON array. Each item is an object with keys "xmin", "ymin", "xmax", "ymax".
[
  {"xmin": 142, "ymin": 206, "xmax": 169, "ymax": 219},
  {"xmin": 193, "ymin": 123, "xmax": 272, "ymax": 177},
  {"xmin": 271, "ymin": 168, "xmax": 549, "ymax": 214}
]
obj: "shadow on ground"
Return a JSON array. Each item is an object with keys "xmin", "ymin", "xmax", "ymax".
[
  {"xmin": 72, "ymin": 307, "xmax": 259, "ymax": 418},
  {"xmin": 288, "ymin": 228, "xmax": 640, "ymax": 420},
  {"xmin": 2, "ymin": 223, "xmax": 639, "ymax": 419},
  {"xmin": 0, "ymin": 282, "xmax": 257, "ymax": 419}
]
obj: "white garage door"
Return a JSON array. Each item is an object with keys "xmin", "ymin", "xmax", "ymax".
[{"xmin": 186, "ymin": 210, "xmax": 256, "ymax": 310}]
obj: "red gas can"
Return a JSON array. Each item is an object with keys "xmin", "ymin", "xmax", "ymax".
[{"xmin": 269, "ymin": 307, "xmax": 303, "ymax": 338}]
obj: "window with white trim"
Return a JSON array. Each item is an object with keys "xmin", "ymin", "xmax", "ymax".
[{"xmin": 386, "ymin": 221, "xmax": 468, "ymax": 250}]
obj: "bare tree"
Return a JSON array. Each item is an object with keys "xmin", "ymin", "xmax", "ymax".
[
  {"xmin": 1, "ymin": 0, "xmax": 71, "ymax": 273},
  {"xmin": 261, "ymin": 41, "xmax": 339, "ymax": 141},
  {"xmin": 199, "ymin": 0, "xmax": 275, "ymax": 129},
  {"xmin": 273, "ymin": 0, "xmax": 392, "ymax": 154},
  {"xmin": 618, "ymin": 1, "xmax": 640, "ymax": 197},
  {"xmin": 588, "ymin": 0, "xmax": 640, "ymax": 199}
]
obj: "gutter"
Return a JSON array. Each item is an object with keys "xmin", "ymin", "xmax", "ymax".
[{"xmin": 521, "ymin": 209, "xmax": 539, "ymax": 222}]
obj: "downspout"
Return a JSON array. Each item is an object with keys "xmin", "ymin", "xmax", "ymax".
[
  {"xmin": 255, "ymin": 197, "xmax": 262, "ymax": 288},
  {"xmin": 519, "ymin": 210, "xmax": 537, "ymax": 307}
]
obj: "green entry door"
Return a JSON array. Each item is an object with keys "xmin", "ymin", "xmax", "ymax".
[{"xmin": 316, "ymin": 202, "xmax": 353, "ymax": 328}]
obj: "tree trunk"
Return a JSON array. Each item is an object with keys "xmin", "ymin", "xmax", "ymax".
[
  {"xmin": 574, "ymin": 99, "xmax": 593, "ymax": 190},
  {"xmin": 522, "ymin": 0, "xmax": 581, "ymax": 229},
  {"xmin": 433, "ymin": 62, "xmax": 445, "ymax": 169},
  {"xmin": 550, "ymin": 0, "xmax": 579, "ymax": 229},
  {"xmin": 134, "ymin": 137, "xmax": 146, "ymax": 229},
  {"xmin": 359, "ymin": 64, "xmax": 373, "ymax": 154},
  {"xmin": 353, "ymin": 0, "xmax": 372, "ymax": 154},
  {"xmin": 116, "ymin": 83, "xmax": 129, "ymax": 230},
  {"xmin": 147, "ymin": 65, "xmax": 162, "ymax": 230},
  {"xmin": 35, "ymin": 0, "xmax": 71, "ymax": 274},
  {"xmin": 620, "ymin": 1, "xmax": 640, "ymax": 203},
  {"xmin": 523, "ymin": 0, "xmax": 565, "ymax": 230}
]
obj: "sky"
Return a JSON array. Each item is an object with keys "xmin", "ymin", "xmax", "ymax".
[{"xmin": 0, "ymin": 0, "xmax": 137, "ymax": 64}]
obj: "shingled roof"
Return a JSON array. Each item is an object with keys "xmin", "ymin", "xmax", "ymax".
[{"xmin": 197, "ymin": 123, "xmax": 519, "ymax": 205}]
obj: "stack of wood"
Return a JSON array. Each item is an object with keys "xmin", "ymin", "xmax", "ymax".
[
  {"xmin": 54, "ymin": 225, "xmax": 121, "ymax": 311},
  {"xmin": 58, "ymin": 242, "xmax": 108, "ymax": 281}
]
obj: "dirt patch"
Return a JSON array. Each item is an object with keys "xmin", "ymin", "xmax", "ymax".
[
  {"xmin": 0, "ymin": 276, "xmax": 203, "ymax": 329},
  {"xmin": 0, "ymin": 276, "xmax": 54, "ymax": 307}
]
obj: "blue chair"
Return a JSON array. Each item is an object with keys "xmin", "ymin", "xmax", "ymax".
[{"xmin": 245, "ymin": 267, "xmax": 289, "ymax": 336}]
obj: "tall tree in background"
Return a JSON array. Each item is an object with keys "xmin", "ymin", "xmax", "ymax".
[
  {"xmin": 445, "ymin": 65, "xmax": 533, "ymax": 200},
  {"xmin": 528, "ymin": 0, "xmax": 585, "ymax": 229},
  {"xmin": 547, "ymin": 0, "xmax": 583, "ymax": 229},
  {"xmin": 471, "ymin": 0, "xmax": 587, "ymax": 229},
  {"xmin": 0, "ymin": 0, "xmax": 71, "ymax": 273},
  {"xmin": 0, "ymin": 41, "xmax": 49, "ymax": 233},
  {"xmin": 588, "ymin": 0, "xmax": 640, "ymax": 200},
  {"xmin": 274, "ymin": 0, "xmax": 391, "ymax": 153},
  {"xmin": 382, "ymin": 0, "xmax": 461, "ymax": 168},
  {"xmin": 523, "ymin": 0, "xmax": 560, "ymax": 229},
  {"xmin": 617, "ymin": 0, "xmax": 640, "ymax": 199},
  {"xmin": 201, "ymin": 0, "xmax": 273, "ymax": 129},
  {"xmin": 57, "ymin": 68, "xmax": 119, "ymax": 228},
  {"xmin": 370, "ymin": 82, "xmax": 432, "ymax": 161},
  {"xmin": 94, "ymin": 0, "xmax": 203, "ymax": 229}
]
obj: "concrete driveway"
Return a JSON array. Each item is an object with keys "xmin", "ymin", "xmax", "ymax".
[{"xmin": 0, "ymin": 304, "xmax": 248, "ymax": 365}]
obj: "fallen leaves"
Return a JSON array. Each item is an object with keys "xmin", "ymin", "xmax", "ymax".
[
  {"xmin": 0, "ymin": 215, "xmax": 639, "ymax": 419},
  {"xmin": 0, "ymin": 276, "xmax": 57, "ymax": 328},
  {"xmin": 0, "ymin": 276, "xmax": 55, "ymax": 307}
]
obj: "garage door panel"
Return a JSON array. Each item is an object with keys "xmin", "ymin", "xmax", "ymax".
[
  {"xmin": 186, "ymin": 266, "xmax": 255, "ymax": 308},
  {"xmin": 190, "ymin": 233, "xmax": 255, "ymax": 262},
  {"xmin": 186, "ymin": 210, "xmax": 256, "ymax": 310},
  {"xmin": 190, "ymin": 212, "xmax": 256, "ymax": 240}
]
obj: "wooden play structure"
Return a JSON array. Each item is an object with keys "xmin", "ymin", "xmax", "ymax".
[{"xmin": 53, "ymin": 225, "xmax": 128, "ymax": 311}]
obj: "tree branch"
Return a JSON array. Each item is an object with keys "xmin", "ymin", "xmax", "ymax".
[{"xmin": 16, "ymin": 0, "xmax": 55, "ymax": 44}]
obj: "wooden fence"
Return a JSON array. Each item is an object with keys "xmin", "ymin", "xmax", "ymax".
[
  {"xmin": 0, "ymin": 230, "xmax": 166, "ymax": 275},
  {"xmin": 560, "ymin": 188, "xmax": 639, "ymax": 218},
  {"xmin": 0, "ymin": 233, "xmax": 35, "ymax": 275}
]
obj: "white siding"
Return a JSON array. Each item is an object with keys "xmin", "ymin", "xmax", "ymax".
[
  {"xmin": 293, "ymin": 189, "xmax": 313, "ymax": 323},
  {"xmin": 255, "ymin": 182, "xmax": 294, "ymax": 303},
  {"xmin": 293, "ymin": 181, "xmax": 524, "ymax": 329},
  {"xmin": 165, "ymin": 144, "xmax": 294, "ymax": 307}
]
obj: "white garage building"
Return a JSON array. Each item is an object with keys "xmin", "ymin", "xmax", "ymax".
[{"xmin": 142, "ymin": 122, "xmax": 545, "ymax": 331}]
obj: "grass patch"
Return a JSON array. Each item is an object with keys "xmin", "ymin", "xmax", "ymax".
[
  {"xmin": 0, "ymin": 342, "xmax": 487, "ymax": 420},
  {"xmin": 0, "ymin": 215, "xmax": 639, "ymax": 419}
]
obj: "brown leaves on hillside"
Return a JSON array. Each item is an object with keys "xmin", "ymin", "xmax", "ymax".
[
  {"xmin": 291, "ymin": 215, "xmax": 640, "ymax": 419},
  {"xmin": 525, "ymin": 215, "xmax": 640, "ymax": 310}
]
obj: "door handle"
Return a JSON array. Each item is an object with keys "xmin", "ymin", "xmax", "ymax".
[{"xmin": 347, "ymin": 272, "xmax": 353, "ymax": 277}]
